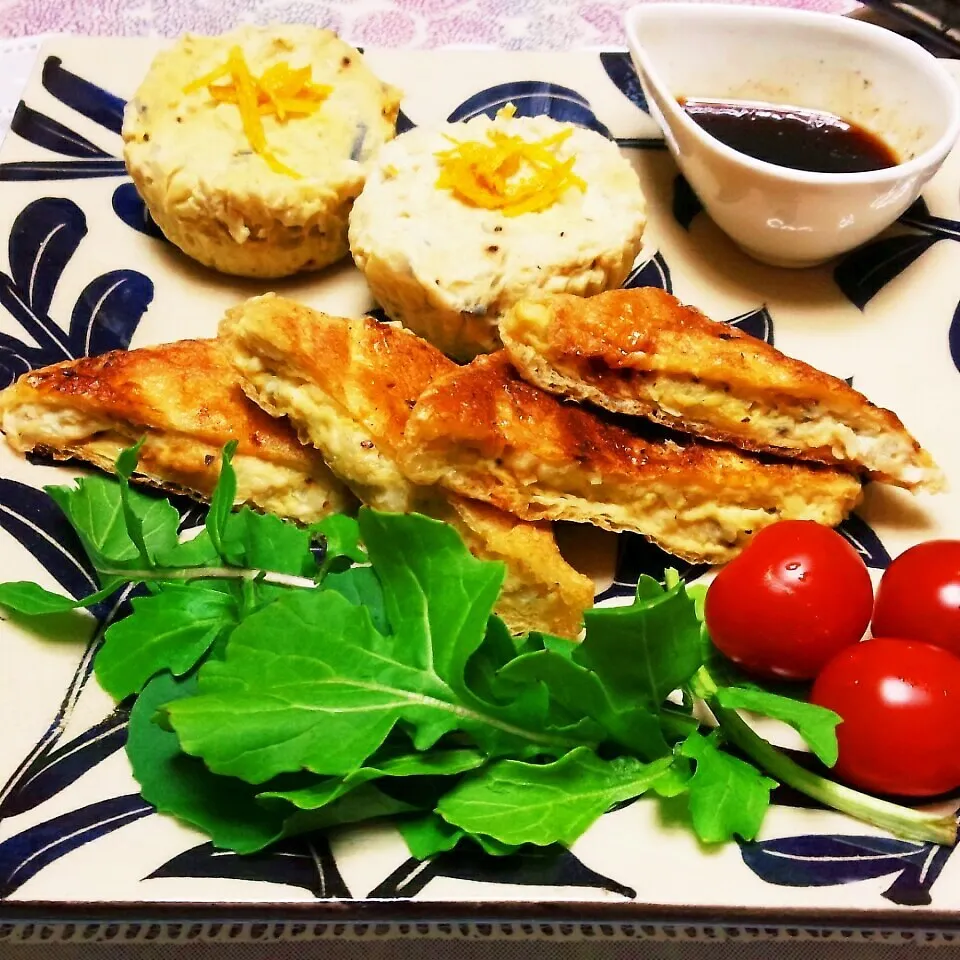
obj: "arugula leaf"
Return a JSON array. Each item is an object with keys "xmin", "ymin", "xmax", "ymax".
[
  {"xmin": 164, "ymin": 590, "xmax": 411, "ymax": 780},
  {"xmin": 204, "ymin": 440, "xmax": 238, "ymax": 559},
  {"xmin": 0, "ymin": 581, "xmax": 115, "ymax": 615},
  {"xmin": 258, "ymin": 749, "xmax": 486, "ymax": 810},
  {"xmin": 716, "ymin": 686, "xmax": 841, "ymax": 767},
  {"xmin": 45, "ymin": 474, "xmax": 180, "ymax": 577},
  {"xmin": 312, "ymin": 514, "xmax": 367, "ymax": 567},
  {"xmin": 398, "ymin": 813, "xmax": 466, "ymax": 859},
  {"xmin": 280, "ymin": 785, "xmax": 422, "ymax": 838},
  {"xmin": 221, "ymin": 508, "xmax": 318, "ymax": 577},
  {"xmin": 165, "ymin": 586, "xmax": 577, "ymax": 782},
  {"xmin": 437, "ymin": 747, "xmax": 674, "ymax": 847},
  {"xmin": 467, "ymin": 623, "xmax": 597, "ymax": 740},
  {"xmin": 577, "ymin": 575, "xmax": 703, "ymax": 709},
  {"xmin": 127, "ymin": 671, "xmax": 286, "ymax": 853},
  {"xmin": 499, "ymin": 650, "xmax": 667, "ymax": 759},
  {"xmin": 541, "ymin": 633, "xmax": 579, "ymax": 658},
  {"xmin": 95, "ymin": 584, "xmax": 239, "ymax": 700},
  {"xmin": 361, "ymin": 510, "xmax": 574, "ymax": 744},
  {"xmin": 398, "ymin": 813, "xmax": 519, "ymax": 860},
  {"xmin": 464, "ymin": 615, "xmax": 524, "ymax": 705},
  {"xmin": 678, "ymin": 732, "xmax": 777, "ymax": 843},
  {"xmin": 114, "ymin": 439, "xmax": 153, "ymax": 566},
  {"xmin": 323, "ymin": 566, "xmax": 389, "ymax": 635},
  {"xmin": 130, "ymin": 673, "xmax": 426, "ymax": 853},
  {"xmin": 658, "ymin": 705, "xmax": 700, "ymax": 744},
  {"xmin": 367, "ymin": 749, "xmax": 487, "ymax": 778},
  {"xmin": 358, "ymin": 509, "xmax": 504, "ymax": 681},
  {"xmin": 649, "ymin": 757, "xmax": 693, "ymax": 797},
  {"xmin": 154, "ymin": 530, "xmax": 221, "ymax": 568}
]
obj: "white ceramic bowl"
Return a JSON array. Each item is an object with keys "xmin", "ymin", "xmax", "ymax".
[{"xmin": 625, "ymin": 3, "xmax": 960, "ymax": 268}]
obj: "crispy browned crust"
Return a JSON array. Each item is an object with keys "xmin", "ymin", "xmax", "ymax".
[
  {"xmin": 220, "ymin": 293, "xmax": 455, "ymax": 457},
  {"xmin": 220, "ymin": 294, "xmax": 595, "ymax": 636},
  {"xmin": 401, "ymin": 352, "xmax": 735, "ymax": 481},
  {"xmin": 440, "ymin": 493, "xmax": 594, "ymax": 639},
  {"xmin": 500, "ymin": 287, "xmax": 941, "ymax": 491},
  {"xmin": 399, "ymin": 352, "xmax": 863, "ymax": 562},
  {"xmin": 3, "ymin": 339, "xmax": 316, "ymax": 464},
  {"xmin": 0, "ymin": 339, "xmax": 353, "ymax": 516}
]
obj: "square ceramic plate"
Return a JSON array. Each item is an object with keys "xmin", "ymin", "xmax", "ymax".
[{"xmin": 1, "ymin": 36, "xmax": 960, "ymax": 938}]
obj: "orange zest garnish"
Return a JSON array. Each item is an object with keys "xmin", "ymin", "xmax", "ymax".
[
  {"xmin": 183, "ymin": 46, "xmax": 332, "ymax": 178},
  {"xmin": 182, "ymin": 61, "xmax": 232, "ymax": 93},
  {"xmin": 435, "ymin": 104, "xmax": 586, "ymax": 216}
]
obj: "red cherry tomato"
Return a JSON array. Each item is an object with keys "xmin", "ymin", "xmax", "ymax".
[
  {"xmin": 811, "ymin": 637, "xmax": 960, "ymax": 797},
  {"xmin": 704, "ymin": 520, "xmax": 873, "ymax": 681},
  {"xmin": 872, "ymin": 540, "xmax": 960, "ymax": 657}
]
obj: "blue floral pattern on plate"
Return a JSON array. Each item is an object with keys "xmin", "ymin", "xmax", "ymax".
[
  {"xmin": 739, "ymin": 834, "xmax": 955, "ymax": 907},
  {"xmin": 0, "ymin": 58, "xmax": 125, "ymax": 181},
  {"xmin": 0, "ymin": 196, "xmax": 153, "ymax": 388},
  {"xmin": 447, "ymin": 80, "xmax": 612, "ymax": 138}
]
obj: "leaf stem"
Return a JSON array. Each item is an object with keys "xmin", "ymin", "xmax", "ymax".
[
  {"xmin": 700, "ymin": 668, "xmax": 957, "ymax": 846},
  {"xmin": 315, "ymin": 552, "xmax": 335, "ymax": 583},
  {"xmin": 98, "ymin": 566, "xmax": 319, "ymax": 591}
]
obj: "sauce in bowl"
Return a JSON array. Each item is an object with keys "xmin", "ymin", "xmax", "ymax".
[{"xmin": 679, "ymin": 98, "xmax": 899, "ymax": 174}]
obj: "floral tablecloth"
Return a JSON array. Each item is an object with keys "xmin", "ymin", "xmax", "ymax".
[{"xmin": 1, "ymin": 0, "xmax": 859, "ymax": 48}]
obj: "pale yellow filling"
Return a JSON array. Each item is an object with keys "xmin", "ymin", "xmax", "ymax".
[
  {"xmin": 229, "ymin": 349, "xmax": 420, "ymax": 513},
  {"xmin": 1, "ymin": 403, "xmax": 340, "ymax": 522}
]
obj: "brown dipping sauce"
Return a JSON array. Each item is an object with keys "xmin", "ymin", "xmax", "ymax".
[{"xmin": 679, "ymin": 97, "xmax": 899, "ymax": 174}]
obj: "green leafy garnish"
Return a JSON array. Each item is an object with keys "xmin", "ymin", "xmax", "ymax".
[
  {"xmin": 2, "ymin": 442, "xmax": 956, "ymax": 861},
  {"xmin": 579, "ymin": 575, "xmax": 703, "ymax": 708},
  {"xmin": 436, "ymin": 748, "xmax": 673, "ymax": 847},
  {"xmin": 499, "ymin": 649, "xmax": 667, "ymax": 758},
  {"xmin": 311, "ymin": 514, "xmax": 367, "ymax": 570},
  {"xmin": 258, "ymin": 749, "xmax": 486, "ymax": 812},
  {"xmin": 128, "ymin": 670, "xmax": 288, "ymax": 853},
  {"xmin": 398, "ymin": 813, "xmax": 518, "ymax": 859},
  {"xmin": 715, "ymin": 686, "xmax": 842, "ymax": 767},
  {"xmin": 0, "ymin": 581, "xmax": 116, "ymax": 615},
  {"xmin": 95, "ymin": 585, "xmax": 239, "ymax": 700},
  {"xmin": 678, "ymin": 732, "xmax": 777, "ymax": 843},
  {"xmin": 204, "ymin": 440, "xmax": 239, "ymax": 559},
  {"xmin": 323, "ymin": 565, "xmax": 389, "ymax": 634},
  {"xmin": 163, "ymin": 515, "xmax": 579, "ymax": 783},
  {"xmin": 46, "ymin": 473, "xmax": 180, "ymax": 580}
]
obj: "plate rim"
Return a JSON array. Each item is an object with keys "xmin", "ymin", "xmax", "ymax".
[{"xmin": 2, "ymin": 894, "xmax": 959, "ymax": 930}]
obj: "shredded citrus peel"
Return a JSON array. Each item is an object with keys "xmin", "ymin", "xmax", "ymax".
[
  {"xmin": 183, "ymin": 46, "xmax": 332, "ymax": 177},
  {"xmin": 434, "ymin": 104, "xmax": 586, "ymax": 216}
]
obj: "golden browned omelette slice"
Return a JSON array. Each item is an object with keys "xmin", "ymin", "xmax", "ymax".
[
  {"xmin": 220, "ymin": 293, "xmax": 452, "ymax": 514},
  {"xmin": 500, "ymin": 287, "xmax": 943, "ymax": 493},
  {"xmin": 219, "ymin": 293, "xmax": 595, "ymax": 637},
  {"xmin": 0, "ymin": 339, "xmax": 354, "ymax": 522},
  {"xmin": 398, "ymin": 352, "xmax": 863, "ymax": 564},
  {"xmin": 436, "ymin": 494, "xmax": 595, "ymax": 638}
]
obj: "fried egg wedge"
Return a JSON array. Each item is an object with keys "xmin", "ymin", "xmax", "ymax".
[
  {"xmin": 501, "ymin": 288, "xmax": 944, "ymax": 493},
  {"xmin": 398, "ymin": 353, "xmax": 864, "ymax": 564},
  {"xmin": 348, "ymin": 109, "xmax": 646, "ymax": 361},
  {"xmin": 0, "ymin": 340, "xmax": 354, "ymax": 522},
  {"xmin": 219, "ymin": 293, "xmax": 595, "ymax": 638},
  {"xmin": 123, "ymin": 25, "xmax": 402, "ymax": 278}
]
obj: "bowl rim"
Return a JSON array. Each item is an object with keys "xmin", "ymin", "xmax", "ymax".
[{"xmin": 624, "ymin": 1, "xmax": 960, "ymax": 188}]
